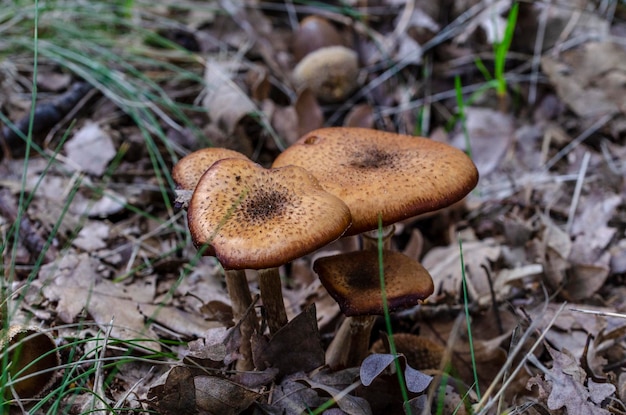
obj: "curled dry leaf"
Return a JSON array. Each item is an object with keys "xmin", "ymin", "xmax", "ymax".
[
  {"xmin": 294, "ymin": 89, "xmax": 324, "ymax": 138},
  {"xmin": 360, "ymin": 353, "xmax": 432, "ymax": 394},
  {"xmin": 148, "ymin": 366, "xmax": 196, "ymax": 415},
  {"xmin": 267, "ymin": 375, "xmax": 333, "ymax": 415}
]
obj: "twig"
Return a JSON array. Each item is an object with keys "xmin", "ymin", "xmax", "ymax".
[
  {"xmin": 566, "ymin": 151, "xmax": 590, "ymax": 234},
  {"xmin": 0, "ymin": 189, "xmax": 57, "ymax": 264},
  {"xmin": 481, "ymin": 263, "xmax": 503, "ymax": 335},
  {"xmin": 569, "ymin": 307, "xmax": 626, "ymax": 319},
  {"xmin": 542, "ymin": 114, "xmax": 612, "ymax": 171},
  {"xmin": 91, "ymin": 317, "xmax": 115, "ymax": 413},
  {"xmin": 475, "ymin": 303, "xmax": 567, "ymax": 413},
  {"xmin": 528, "ymin": 0, "xmax": 550, "ymax": 105}
]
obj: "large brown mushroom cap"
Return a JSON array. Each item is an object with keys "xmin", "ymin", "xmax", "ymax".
[
  {"xmin": 313, "ymin": 250, "xmax": 434, "ymax": 316},
  {"xmin": 188, "ymin": 158, "xmax": 351, "ymax": 270},
  {"xmin": 172, "ymin": 147, "xmax": 249, "ymax": 191},
  {"xmin": 272, "ymin": 127, "xmax": 479, "ymax": 235}
]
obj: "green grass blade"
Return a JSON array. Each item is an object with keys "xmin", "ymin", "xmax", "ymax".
[
  {"xmin": 494, "ymin": 2, "xmax": 519, "ymax": 96},
  {"xmin": 458, "ymin": 236, "xmax": 481, "ymax": 401},
  {"xmin": 376, "ymin": 215, "xmax": 412, "ymax": 414}
]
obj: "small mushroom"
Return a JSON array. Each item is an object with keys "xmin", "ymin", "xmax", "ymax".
[
  {"xmin": 292, "ymin": 46, "xmax": 359, "ymax": 103},
  {"xmin": 188, "ymin": 158, "xmax": 351, "ymax": 337},
  {"xmin": 272, "ymin": 127, "xmax": 479, "ymax": 235},
  {"xmin": 313, "ymin": 249, "xmax": 434, "ymax": 368},
  {"xmin": 0, "ymin": 325, "xmax": 61, "ymax": 400},
  {"xmin": 292, "ymin": 16, "xmax": 343, "ymax": 62},
  {"xmin": 172, "ymin": 147, "xmax": 249, "ymax": 208}
]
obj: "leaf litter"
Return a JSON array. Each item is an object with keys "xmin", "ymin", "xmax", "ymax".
[{"xmin": 0, "ymin": 0, "xmax": 626, "ymax": 413}]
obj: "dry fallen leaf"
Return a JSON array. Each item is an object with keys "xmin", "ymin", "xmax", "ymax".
[
  {"xmin": 454, "ymin": 0, "xmax": 511, "ymax": 44},
  {"xmin": 203, "ymin": 59, "xmax": 256, "ymax": 136},
  {"xmin": 542, "ymin": 41, "xmax": 626, "ymax": 120},
  {"xmin": 40, "ymin": 253, "xmax": 217, "ymax": 351},
  {"xmin": 360, "ymin": 353, "xmax": 432, "ymax": 394},
  {"xmin": 297, "ymin": 378, "xmax": 372, "ymax": 415},
  {"xmin": 147, "ymin": 366, "xmax": 196, "ymax": 415},
  {"xmin": 423, "ymin": 238, "xmax": 501, "ymax": 303},
  {"xmin": 450, "ymin": 107, "xmax": 515, "ymax": 176},
  {"xmin": 252, "ymin": 304, "xmax": 324, "ymax": 377},
  {"xmin": 194, "ymin": 375, "xmax": 260, "ymax": 415},
  {"xmin": 527, "ymin": 345, "xmax": 615, "ymax": 415},
  {"xmin": 64, "ymin": 122, "xmax": 116, "ymax": 176},
  {"xmin": 148, "ymin": 365, "xmax": 260, "ymax": 415}
]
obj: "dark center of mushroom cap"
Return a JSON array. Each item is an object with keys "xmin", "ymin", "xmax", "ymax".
[
  {"xmin": 349, "ymin": 147, "xmax": 396, "ymax": 169},
  {"xmin": 187, "ymin": 158, "xmax": 352, "ymax": 270},
  {"xmin": 344, "ymin": 262, "xmax": 383, "ymax": 290},
  {"xmin": 242, "ymin": 187, "xmax": 291, "ymax": 224}
]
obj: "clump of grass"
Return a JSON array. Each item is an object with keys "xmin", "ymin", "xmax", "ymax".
[
  {"xmin": 455, "ymin": 2, "xmax": 520, "ymax": 114},
  {"xmin": 0, "ymin": 1, "xmax": 221, "ymax": 411}
]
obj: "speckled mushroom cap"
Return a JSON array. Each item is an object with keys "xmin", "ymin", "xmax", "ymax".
[
  {"xmin": 187, "ymin": 158, "xmax": 351, "ymax": 270},
  {"xmin": 313, "ymin": 250, "xmax": 434, "ymax": 316},
  {"xmin": 272, "ymin": 127, "xmax": 479, "ymax": 235},
  {"xmin": 172, "ymin": 147, "xmax": 249, "ymax": 191}
]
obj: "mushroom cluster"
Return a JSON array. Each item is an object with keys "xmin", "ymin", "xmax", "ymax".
[
  {"xmin": 273, "ymin": 127, "xmax": 479, "ymax": 368},
  {"xmin": 175, "ymin": 126, "xmax": 478, "ymax": 371}
]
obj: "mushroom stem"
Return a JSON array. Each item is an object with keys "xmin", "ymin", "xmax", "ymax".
[
  {"xmin": 325, "ymin": 315, "xmax": 376, "ymax": 369},
  {"xmin": 224, "ymin": 269, "xmax": 257, "ymax": 371},
  {"xmin": 361, "ymin": 225, "xmax": 394, "ymax": 251},
  {"xmin": 324, "ymin": 225, "xmax": 399, "ymax": 369},
  {"xmin": 258, "ymin": 268, "xmax": 289, "ymax": 335}
]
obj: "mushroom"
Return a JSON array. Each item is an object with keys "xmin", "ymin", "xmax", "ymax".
[
  {"xmin": 292, "ymin": 46, "xmax": 360, "ymax": 103},
  {"xmin": 274, "ymin": 127, "xmax": 478, "ymax": 368},
  {"xmin": 292, "ymin": 15, "xmax": 343, "ymax": 62},
  {"xmin": 173, "ymin": 148, "xmax": 256, "ymax": 369},
  {"xmin": 188, "ymin": 158, "xmax": 351, "ymax": 339},
  {"xmin": 0, "ymin": 325, "xmax": 61, "ymax": 400},
  {"xmin": 313, "ymin": 249, "xmax": 434, "ymax": 368},
  {"xmin": 172, "ymin": 147, "xmax": 249, "ymax": 208},
  {"xmin": 272, "ymin": 127, "xmax": 479, "ymax": 236}
]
